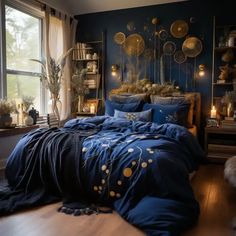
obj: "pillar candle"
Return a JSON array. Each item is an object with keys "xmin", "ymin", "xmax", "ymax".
[
  {"xmin": 210, "ymin": 106, "xmax": 217, "ymax": 118},
  {"xmin": 90, "ymin": 104, "xmax": 95, "ymax": 114}
]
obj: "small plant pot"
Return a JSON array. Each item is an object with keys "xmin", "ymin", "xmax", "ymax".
[{"xmin": 0, "ymin": 114, "xmax": 12, "ymax": 128}]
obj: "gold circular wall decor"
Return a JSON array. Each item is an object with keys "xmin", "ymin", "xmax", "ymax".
[
  {"xmin": 182, "ymin": 37, "xmax": 202, "ymax": 58},
  {"xmin": 123, "ymin": 33, "xmax": 145, "ymax": 56},
  {"xmin": 174, "ymin": 50, "xmax": 187, "ymax": 64},
  {"xmin": 127, "ymin": 21, "xmax": 136, "ymax": 31},
  {"xmin": 163, "ymin": 41, "xmax": 176, "ymax": 55},
  {"xmin": 158, "ymin": 29, "xmax": 168, "ymax": 41},
  {"xmin": 114, "ymin": 32, "xmax": 126, "ymax": 45},
  {"xmin": 170, "ymin": 20, "xmax": 189, "ymax": 38}
]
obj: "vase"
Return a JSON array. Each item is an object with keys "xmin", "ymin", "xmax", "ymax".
[
  {"xmin": 0, "ymin": 114, "xmax": 12, "ymax": 128},
  {"xmin": 24, "ymin": 114, "xmax": 34, "ymax": 126},
  {"xmin": 78, "ymin": 95, "xmax": 84, "ymax": 112},
  {"xmin": 51, "ymin": 94, "xmax": 61, "ymax": 126},
  {"xmin": 227, "ymin": 102, "xmax": 234, "ymax": 117}
]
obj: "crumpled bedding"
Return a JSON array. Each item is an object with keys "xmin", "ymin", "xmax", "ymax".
[{"xmin": 0, "ymin": 116, "xmax": 205, "ymax": 235}]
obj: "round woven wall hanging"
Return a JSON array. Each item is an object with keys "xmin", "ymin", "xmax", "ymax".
[
  {"xmin": 170, "ymin": 20, "xmax": 189, "ymax": 38},
  {"xmin": 182, "ymin": 37, "xmax": 202, "ymax": 58}
]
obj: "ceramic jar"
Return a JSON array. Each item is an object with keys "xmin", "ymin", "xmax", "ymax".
[
  {"xmin": 24, "ymin": 114, "xmax": 34, "ymax": 126},
  {"xmin": 0, "ymin": 114, "xmax": 12, "ymax": 128},
  {"xmin": 228, "ymin": 30, "xmax": 236, "ymax": 47}
]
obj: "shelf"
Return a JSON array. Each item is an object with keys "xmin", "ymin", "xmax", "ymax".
[
  {"xmin": 76, "ymin": 112, "xmax": 95, "ymax": 116},
  {"xmin": 205, "ymin": 124, "xmax": 236, "ymax": 162},
  {"xmin": 72, "ymin": 31, "xmax": 105, "ymax": 113},
  {"xmin": 207, "ymin": 152, "xmax": 233, "ymax": 162},
  {"xmin": 74, "ymin": 47, "xmax": 93, "ymax": 50},
  {"xmin": 213, "ymin": 82, "xmax": 233, "ymax": 85},
  {"xmin": 208, "ymin": 144, "xmax": 236, "ymax": 153},
  {"xmin": 86, "ymin": 72, "xmax": 99, "ymax": 75},
  {"xmin": 215, "ymin": 24, "xmax": 236, "ymax": 29},
  {"xmin": 72, "ymin": 59, "xmax": 99, "ymax": 61},
  {"xmin": 214, "ymin": 46, "xmax": 236, "ymax": 52},
  {"xmin": 83, "ymin": 40, "xmax": 103, "ymax": 44},
  {"xmin": 212, "ymin": 17, "xmax": 236, "ymax": 121},
  {"xmin": 0, "ymin": 125, "xmax": 39, "ymax": 137}
]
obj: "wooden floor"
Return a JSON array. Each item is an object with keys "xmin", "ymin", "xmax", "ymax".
[{"xmin": 0, "ymin": 164, "xmax": 236, "ymax": 236}]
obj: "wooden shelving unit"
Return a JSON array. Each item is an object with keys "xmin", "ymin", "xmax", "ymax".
[
  {"xmin": 204, "ymin": 126, "xmax": 236, "ymax": 162},
  {"xmin": 72, "ymin": 32, "xmax": 105, "ymax": 115}
]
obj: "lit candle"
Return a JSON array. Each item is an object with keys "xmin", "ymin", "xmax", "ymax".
[
  {"xmin": 90, "ymin": 104, "xmax": 95, "ymax": 114},
  {"xmin": 210, "ymin": 106, "xmax": 217, "ymax": 118}
]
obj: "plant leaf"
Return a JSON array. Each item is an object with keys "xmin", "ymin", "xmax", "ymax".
[
  {"xmin": 30, "ymin": 59, "xmax": 47, "ymax": 72},
  {"xmin": 56, "ymin": 48, "xmax": 73, "ymax": 66}
]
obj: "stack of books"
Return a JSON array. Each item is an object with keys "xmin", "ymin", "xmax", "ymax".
[
  {"xmin": 72, "ymin": 42, "xmax": 92, "ymax": 60},
  {"xmin": 221, "ymin": 117, "xmax": 236, "ymax": 128},
  {"xmin": 84, "ymin": 79, "xmax": 97, "ymax": 89}
]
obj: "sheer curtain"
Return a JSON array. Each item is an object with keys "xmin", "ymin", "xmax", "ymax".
[{"xmin": 44, "ymin": 6, "xmax": 77, "ymax": 120}]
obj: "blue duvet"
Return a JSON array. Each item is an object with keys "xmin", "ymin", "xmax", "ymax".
[{"xmin": 0, "ymin": 116, "xmax": 205, "ymax": 235}]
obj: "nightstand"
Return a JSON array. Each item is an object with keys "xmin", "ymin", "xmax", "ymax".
[{"xmin": 204, "ymin": 126, "xmax": 236, "ymax": 162}]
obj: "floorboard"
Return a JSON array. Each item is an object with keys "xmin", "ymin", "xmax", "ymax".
[{"xmin": 1, "ymin": 164, "xmax": 236, "ymax": 236}]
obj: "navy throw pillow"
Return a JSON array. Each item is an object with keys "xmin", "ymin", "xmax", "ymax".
[
  {"xmin": 143, "ymin": 103, "xmax": 190, "ymax": 127},
  {"xmin": 105, "ymin": 100, "xmax": 143, "ymax": 116}
]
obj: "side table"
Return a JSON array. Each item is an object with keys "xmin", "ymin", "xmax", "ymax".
[{"xmin": 204, "ymin": 126, "xmax": 236, "ymax": 162}]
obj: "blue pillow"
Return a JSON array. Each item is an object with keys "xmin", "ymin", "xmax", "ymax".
[
  {"xmin": 105, "ymin": 100, "xmax": 143, "ymax": 116},
  {"xmin": 114, "ymin": 109, "xmax": 152, "ymax": 122},
  {"xmin": 110, "ymin": 93, "xmax": 148, "ymax": 103},
  {"xmin": 143, "ymin": 103, "xmax": 190, "ymax": 127}
]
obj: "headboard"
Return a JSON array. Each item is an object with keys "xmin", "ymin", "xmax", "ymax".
[
  {"xmin": 109, "ymin": 90, "xmax": 201, "ymax": 133},
  {"xmin": 185, "ymin": 92, "xmax": 201, "ymax": 133}
]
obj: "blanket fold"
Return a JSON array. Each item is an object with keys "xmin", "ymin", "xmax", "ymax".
[{"xmin": 0, "ymin": 116, "xmax": 205, "ymax": 235}]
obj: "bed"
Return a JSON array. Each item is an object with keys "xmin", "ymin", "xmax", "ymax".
[{"xmin": 0, "ymin": 92, "xmax": 204, "ymax": 235}]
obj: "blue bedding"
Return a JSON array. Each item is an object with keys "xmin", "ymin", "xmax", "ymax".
[{"xmin": 0, "ymin": 116, "xmax": 205, "ymax": 235}]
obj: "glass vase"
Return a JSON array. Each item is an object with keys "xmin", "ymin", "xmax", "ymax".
[
  {"xmin": 51, "ymin": 94, "xmax": 61, "ymax": 126},
  {"xmin": 227, "ymin": 102, "xmax": 234, "ymax": 117},
  {"xmin": 78, "ymin": 95, "xmax": 84, "ymax": 113}
]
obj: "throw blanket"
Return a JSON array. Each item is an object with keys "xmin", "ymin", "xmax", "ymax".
[{"xmin": 0, "ymin": 116, "xmax": 205, "ymax": 235}]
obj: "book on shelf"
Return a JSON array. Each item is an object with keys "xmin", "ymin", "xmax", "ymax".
[
  {"xmin": 216, "ymin": 79, "xmax": 226, "ymax": 84},
  {"xmin": 224, "ymin": 116, "xmax": 234, "ymax": 121},
  {"xmin": 73, "ymin": 42, "xmax": 91, "ymax": 60},
  {"xmin": 221, "ymin": 119, "xmax": 236, "ymax": 128}
]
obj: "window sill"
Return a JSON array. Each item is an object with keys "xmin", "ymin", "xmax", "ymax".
[{"xmin": 0, "ymin": 125, "xmax": 39, "ymax": 137}]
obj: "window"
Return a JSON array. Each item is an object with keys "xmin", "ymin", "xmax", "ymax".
[{"xmin": 1, "ymin": 1, "xmax": 46, "ymax": 113}]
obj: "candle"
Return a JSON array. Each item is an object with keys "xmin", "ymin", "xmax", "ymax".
[
  {"xmin": 90, "ymin": 104, "xmax": 95, "ymax": 114},
  {"xmin": 210, "ymin": 106, "xmax": 217, "ymax": 118}
]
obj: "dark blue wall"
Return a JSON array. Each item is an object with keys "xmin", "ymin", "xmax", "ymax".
[{"xmin": 75, "ymin": 1, "xmax": 236, "ymax": 122}]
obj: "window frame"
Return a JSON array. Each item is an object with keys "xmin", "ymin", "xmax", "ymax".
[{"xmin": 0, "ymin": 0, "xmax": 47, "ymax": 114}]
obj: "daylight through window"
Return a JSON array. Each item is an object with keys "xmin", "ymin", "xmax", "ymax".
[{"xmin": 5, "ymin": 5, "xmax": 43, "ymax": 112}]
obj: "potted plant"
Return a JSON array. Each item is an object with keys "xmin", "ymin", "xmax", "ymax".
[
  {"xmin": 0, "ymin": 99, "xmax": 15, "ymax": 128},
  {"xmin": 22, "ymin": 95, "xmax": 35, "ymax": 126},
  {"xmin": 224, "ymin": 91, "xmax": 236, "ymax": 117},
  {"xmin": 71, "ymin": 67, "xmax": 89, "ymax": 112},
  {"xmin": 31, "ymin": 48, "xmax": 73, "ymax": 126}
]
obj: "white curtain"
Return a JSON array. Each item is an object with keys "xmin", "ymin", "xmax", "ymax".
[{"xmin": 44, "ymin": 6, "xmax": 77, "ymax": 120}]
